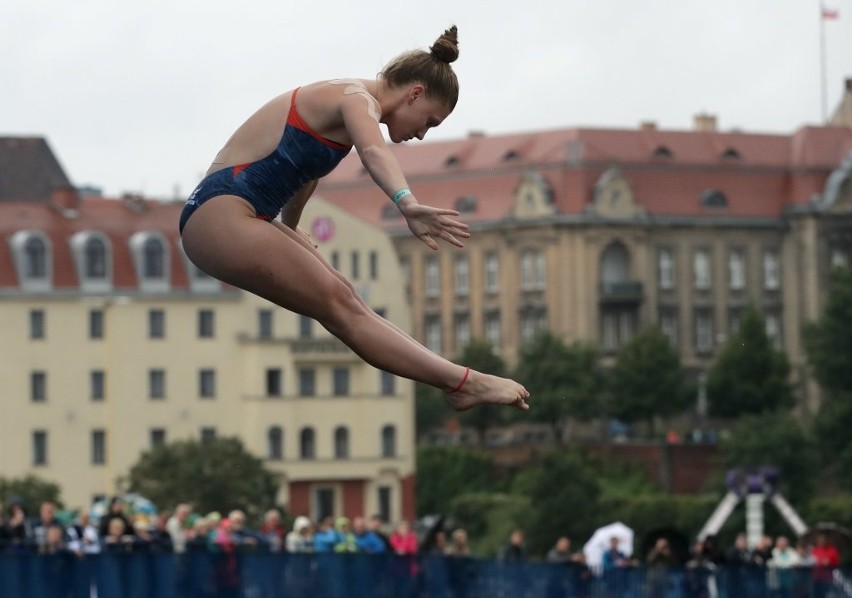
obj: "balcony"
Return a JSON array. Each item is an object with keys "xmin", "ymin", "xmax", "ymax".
[{"xmin": 599, "ymin": 281, "xmax": 643, "ymax": 304}]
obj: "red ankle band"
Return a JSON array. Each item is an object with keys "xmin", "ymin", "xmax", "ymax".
[{"xmin": 449, "ymin": 367, "xmax": 470, "ymax": 394}]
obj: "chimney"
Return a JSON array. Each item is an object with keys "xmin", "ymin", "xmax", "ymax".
[
  {"xmin": 640, "ymin": 121, "xmax": 657, "ymax": 132},
  {"xmin": 50, "ymin": 186, "xmax": 81, "ymax": 212},
  {"xmin": 693, "ymin": 113, "xmax": 717, "ymax": 132}
]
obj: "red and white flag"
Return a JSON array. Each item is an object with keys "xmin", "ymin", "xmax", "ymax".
[{"xmin": 821, "ymin": 6, "xmax": 839, "ymax": 20}]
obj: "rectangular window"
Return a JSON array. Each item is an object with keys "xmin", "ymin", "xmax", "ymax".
[
  {"xmin": 198, "ymin": 309, "xmax": 215, "ymax": 338},
  {"xmin": 266, "ymin": 368, "xmax": 283, "ymax": 398},
  {"xmin": 728, "ymin": 248, "xmax": 746, "ymax": 291},
  {"xmin": 149, "ymin": 369, "xmax": 166, "ymax": 400},
  {"xmin": 333, "ymin": 367, "xmax": 350, "ymax": 396},
  {"xmin": 520, "ymin": 309, "xmax": 548, "ymax": 344},
  {"xmin": 535, "ymin": 251, "xmax": 547, "ymax": 290},
  {"xmin": 350, "ymin": 251, "xmax": 360, "ymax": 280},
  {"xmin": 378, "ymin": 486, "xmax": 392, "ymax": 525},
  {"xmin": 729, "ymin": 308, "xmax": 743, "ymax": 336},
  {"xmin": 369, "ymin": 251, "xmax": 379, "ymax": 280},
  {"xmin": 90, "ymin": 370, "xmax": 105, "ymax": 402},
  {"xmin": 150, "ymin": 428, "xmax": 166, "ymax": 449},
  {"xmin": 89, "ymin": 309, "xmax": 104, "ymax": 340},
  {"xmin": 485, "ymin": 311, "xmax": 501, "ymax": 349},
  {"xmin": 299, "ymin": 368, "xmax": 316, "ymax": 397},
  {"xmin": 258, "ymin": 309, "xmax": 274, "ymax": 339},
  {"xmin": 299, "ymin": 315, "xmax": 313, "ymax": 338},
  {"xmin": 695, "ymin": 310, "xmax": 714, "ymax": 354},
  {"xmin": 425, "ymin": 315, "xmax": 442, "ymax": 354},
  {"xmin": 199, "ymin": 369, "xmax": 216, "ymax": 399},
  {"xmin": 485, "ymin": 252, "xmax": 500, "ymax": 294},
  {"xmin": 454, "ymin": 313, "xmax": 471, "ymax": 354},
  {"xmin": 659, "ymin": 309, "xmax": 679, "ymax": 347},
  {"xmin": 30, "ymin": 310, "xmax": 45, "ymax": 340},
  {"xmin": 314, "ymin": 488, "xmax": 335, "ymax": 522},
  {"xmin": 148, "ymin": 309, "xmax": 165, "ymax": 339},
  {"xmin": 694, "ymin": 248, "xmax": 711, "ymax": 290},
  {"xmin": 31, "ymin": 371, "xmax": 47, "ymax": 402},
  {"xmin": 91, "ymin": 429, "xmax": 107, "ymax": 465},
  {"xmin": 379, "ymin": 371, "xmax": 395, "ymax": 396},
  {"xmin": 763, "ymin": 249, "xmax": 780, "ymax": 291},
  {"xmin": 424, "ymin": 257, "xmax": 440, "ymax": 298},
  {"xmin": 330, "ymin": 251, "xmax": 340, "ymax": 270},
  {"xmin": 765, "ymin": 312, "xmax": 783, "ymax": 349},
  {"xmin": 32, "ymin": 430, "xmax": 48, "ymax": 466},
  {"xmin": 658, "ymin": 247, "xmax": 675, "ymax": 290},
  {"xmin": 200, "ymin": 427, "xmax": 217, "ymax": 442},
  {"xmin": 454, "ymin": 255, "xmax": 469, "ymax": 297}
]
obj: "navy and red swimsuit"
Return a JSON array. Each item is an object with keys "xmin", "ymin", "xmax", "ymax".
[{"xmin": 179, "ymin": 87, "xmax": 352, "ymax": 233}]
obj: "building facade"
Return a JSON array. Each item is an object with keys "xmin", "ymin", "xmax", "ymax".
[
  {"xmin": 317, "ymin": 105, "xmax": 852, "ymax": 416},
  {"xmin": 0, "ymin": 137, "xmax": 416, "ymax": 521}
]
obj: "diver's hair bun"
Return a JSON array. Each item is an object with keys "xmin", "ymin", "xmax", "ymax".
[{"xmin": 430, "ymin": 25, "xmax": 459, "ymax": 64}]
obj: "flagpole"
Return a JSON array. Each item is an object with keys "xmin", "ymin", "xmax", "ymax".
[{"xmin": 820, "ymin": 2, "xmax": 828, "ymax": 123}]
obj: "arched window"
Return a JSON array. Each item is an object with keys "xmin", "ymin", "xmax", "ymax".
[
  {"xmin": 24, "ymin": 237, "xmax": 48, "ymax": 279},
  {"xmin": 143, "ymin": 237, "xmax": 165, "ymax": 279},
  {"xmin": 600, "ymin": 242, "xmax": 630, "ymax": 287},
  {"xmin": 84, "ymin": 237, "xmax": 108, "ymax": 279},
  {"xmin": 300, "ymin": 427, "xmax": 315, "ymax": 460},
  {"xmin": 334, "ymin": 426, "xmax": 350, "ymax": 459},
  {"xmin": 381, "ymin": 425, "xmax": 396, "ymax": 458},
  {"xmin": 267, "ymin": 426, "xmax": 283, "ymax": 460}
]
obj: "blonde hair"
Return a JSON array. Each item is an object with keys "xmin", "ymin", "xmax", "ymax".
[{"xmin": 381, "ymin": 26, "xmax": 460, "ymax": 110}]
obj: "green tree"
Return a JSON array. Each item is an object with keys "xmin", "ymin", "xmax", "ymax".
[
  {"xmin": 511, "ymin": 450, "xmax": 601, "ymax": 555},
  {"xmin": 126, "ymin": 437, "xmax": 279, "ymax": 522},
  {"xmin": 414, "ymin": 382, "xmax": 449, "ymax": 440},
  {"xmin": 812, "ymin": 394, "xmax": 852, "ymax": 491},
  {"xmin": 415, "ymin": 446, "xmax": 498, "ymax": 515},
  {"xmin": 514, "ymin": 332, "xmax": 603, "ymax": 442},
  {"xmin": 707, "ymin": 306, "xmax": 793, "ymax": 418},
  {"xmin": 803, "ymin": 266, "xmax": 852, "ymax": 396},
  {"xmin": 457, "ymin": 338, "xmax": 509, "ymax": 442},
  {"xmin": 605, "ymin": 326, "xmax": 691, "ymax": 435},
  {"xmin": 720, "ymin": 412, "xmax": 819, "ymax": 505},
  {"xmin": 0, "ymin": 475, "xmax": 63, "ymax": 513}
]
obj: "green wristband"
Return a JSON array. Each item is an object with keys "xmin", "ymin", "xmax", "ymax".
[{"xmin": 392, "ymin": 188, "xmax": 412, "ymax": 205}]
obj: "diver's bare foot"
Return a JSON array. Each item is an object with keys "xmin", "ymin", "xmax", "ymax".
[{"xmin": 445, "ymin": 368, "xmax": 530, "ymax": 412}]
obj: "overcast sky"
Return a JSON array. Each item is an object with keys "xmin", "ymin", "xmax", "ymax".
[{"xmin": 2, "ymin": 0, "xmax": 851, "ymax": 199}]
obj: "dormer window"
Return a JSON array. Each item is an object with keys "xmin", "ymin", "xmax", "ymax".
[
  {"xmin": 9, "ymin": 230, "xmax": 53, "ymax": 292},
  {"xmin": 70, "ymin": 231, "xmax": 113, "ymax": 293},
  {"xmin": 653, "ymin": 146, "xmax": 673, "ymax": 159},
  {"xmin": 130, "ymin": 232, "xmax": 170, "ymax": 293},
  {"xmin": 721, "ymin": 147, "xmax": 741, "ymax": 161},
  {"xmin": 700, "ymin": 189, "xmax": 729, "ymax": 209},
  {"xmin": 454, "ymin": 195, "xmax": 478, "ymax": 213},
  {"xmin": 503, "ymin": 150, "xmax": 520, "ymax": 162}
]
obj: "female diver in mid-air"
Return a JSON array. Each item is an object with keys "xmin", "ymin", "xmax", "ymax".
[{"xmin": 179, "ymin": 26, "xmax": 529, "ymax": 412}]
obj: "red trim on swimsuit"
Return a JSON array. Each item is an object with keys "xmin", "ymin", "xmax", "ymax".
[
  {"xmin": 286, "ymin": 87, "xmax": 352, "ymax": 151},
  {"xmin": 233, "ymin": 163, "xmax": 250, "ymax": 176}
]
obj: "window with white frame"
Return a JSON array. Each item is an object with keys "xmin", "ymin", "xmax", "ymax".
[
  {"xmin": 454, "ymin": 255, "xmax": 469, "ymax": 297},
  {"xmin": 143, "ymin": 237, "xmax": 165, "ymax": 279},
  {"xmin": 10, "ymin": 231, "xmax": 52, "ymax": 292},
  {"xmin": 425, "ymin": 315, "xmax": 442, "ymax": 354},
  {"xmin": 521, "ymin": 249, "xmax": 546, "ymax": 291},
  {"xmin": 70, "ymin": 231, "xmax": 112, "ymax": 292},
  {"xmin": 765, "ymin": 312, "xmax": 782, "ymax": 349},
  {"xmin": 425, "ymin": 257, "xmax": 440, "ymax": 298},
  {"xmin": 659, "ymin": 309, "xmax": 678, "ymax": 347},
  {"xmin": 520, "ymin": 307, "xmax": 547, "ymax": 343},
  {"xmin": 485, "ymin": 311, "xmax": 501, "ymax": 349},
  {"xmin": 693, "ymin": 249, "xmax": 711, "ymax": 290},
  {"xmin": 728, "ymin": 248, "xmax": 746, "ymax": 291},
  {"xmin": 485, "ymin": 252, "xmax": 500, "ymax": 294},
  {"xmin": 763, "ymin": 249, "xmax": 780, "ymax": 290},
  {"xmin": 658, "ymin": 247, "xmax": 675, "ymax": 290},
  {"xmin": 695, "ymin": 310, "xmax": 714, "ymax": 353},
  {"xmin": 454, "ymin": 313, "xmax": 471, "ymax": 354}
]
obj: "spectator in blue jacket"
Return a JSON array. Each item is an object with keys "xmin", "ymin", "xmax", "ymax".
[{"xmin": 353, "ymin": 516, "xmax": 387, "ymax": 554}]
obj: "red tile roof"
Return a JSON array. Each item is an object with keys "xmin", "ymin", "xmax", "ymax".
[{"xmin": 317, "ymin": 125, "xmax": 852, "ymax": 228}]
